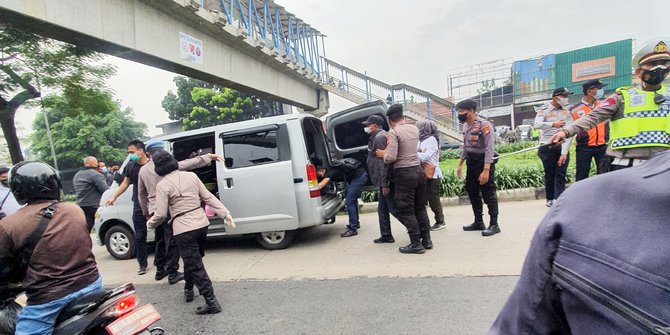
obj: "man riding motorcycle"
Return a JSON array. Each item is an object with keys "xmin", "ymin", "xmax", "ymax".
[{"xmin": 0, "ymin": 161, "xmax": 103, "ymax": 335}]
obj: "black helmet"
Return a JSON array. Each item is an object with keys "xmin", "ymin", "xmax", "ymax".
[{"xmin": 9, "ymin": 161, "xmax": 61, "ymax": 205}]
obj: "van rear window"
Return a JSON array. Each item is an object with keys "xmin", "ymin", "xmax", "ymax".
[
  {"xmin": 222, "ymin": 130, "xmax": 280, "ymax": 169},
  {"xmin": 334, "ymin": 116, "xmax": 369, "ymax": 150}
]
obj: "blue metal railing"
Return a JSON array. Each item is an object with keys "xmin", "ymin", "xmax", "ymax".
[{"xmin": 197, "ymin": 0, "xmax": 327, "ymax": 81}]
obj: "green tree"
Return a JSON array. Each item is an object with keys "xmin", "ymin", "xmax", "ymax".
[
  {"xmin": 31, "ymin": 91, "xmax": 146, "ymax": 170},
  {"xmin": 0, "ymin": 26, "xmax": 115, "ymax": 163},
  {"xmin": 162, "ymin": 76, "xmax": 284, "ymax": 131}
]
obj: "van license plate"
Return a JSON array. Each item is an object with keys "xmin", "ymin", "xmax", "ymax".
[{"xmin": 105, "ymin": 304, "xmax": 161, "ymax": 335}]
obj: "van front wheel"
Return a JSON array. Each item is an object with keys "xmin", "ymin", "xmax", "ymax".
[
  {"xmin": 105, "ymin": 224, "xmax": 135, "ymax": 260},
  {"xmin": 256, "ymin": 230, "xmax": 295, "ymax": 250}
]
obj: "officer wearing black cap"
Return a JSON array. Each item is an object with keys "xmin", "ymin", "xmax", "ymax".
[
  {"xmin": 552, "ymin": 38, "xmax": 670, "ymax": 170},
  {"xmin": 569, "ymin": 79, "xmax": 609, "ymax": 181},
  {"xmin": 534, "ymin": 87, "xmax": 574, "ymax": 207},
  {"xmin": 362, "ymin": 114, "xmax": 397, "ymax": 243},
  {"xmin": 456, "ymin": 99, "xmax": 500, "ymax": 236},
  {"xmin": 376, "ymin": 104, "xmax": 432, "ymax": 253}
]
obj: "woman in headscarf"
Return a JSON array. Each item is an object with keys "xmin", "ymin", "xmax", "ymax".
[
  {"xmin": 147, "ymin": 150, "xmax": 235, "ymax": 315},
  {"xmin": 416, "ymin": 120, "xmax": 446, "ymax": 231}
]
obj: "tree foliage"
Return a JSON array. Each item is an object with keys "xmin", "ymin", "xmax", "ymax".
[
  {"xmin": 0, "ymin": 26, "xmax": 115, "ymax": 163},
  {"xmin": 31, "ymin": 91, "xmax": 146, "ymax": 170},
  {"xmin": 162, "ymin": 76, "xmax": 284, "ymax": 131}
]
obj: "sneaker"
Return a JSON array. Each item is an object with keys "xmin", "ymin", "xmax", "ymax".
[
  {"xmin": 137, "ymin": 267, "xmax": 148, "ymax": 275},
  {"xmin": 168, "ymin": 272, "xmax": 185, "ymax": 285},
  {"xmin": 431, "ymin": 222, "xmax": 446, "ymax": 231},
  {"xmin": 340, "ymin": 230, "xmax": 358, "ymax": 238},
  {"xmin": 546, "ymin": 200, "xmax": 554, "ymax": 207},
  {"xmin": 373, "ymin": 236, "xmax": 395, "ymax": 244},
  {"xmin": 399, "ymin": 243, "xmax": 426, "ymax": 254}
]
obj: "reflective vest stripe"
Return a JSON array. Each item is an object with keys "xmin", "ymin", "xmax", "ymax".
[{"xmin": 610, "ymin": 85, "xmax": 670, "ymax": 150}]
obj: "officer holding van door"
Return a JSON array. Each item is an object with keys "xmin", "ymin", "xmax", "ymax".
[
  {"xmin": 138, "ymin": 140, "xmax": 222, "ymax": 285},
  {"xmin": 551, "ymin": 38, "xmax": 670, "ymax": 170},
  {"xmin": 376, "ymin": 104, "xmax": 433, "ymax": 254},
  {"xmin": 362, "ymin": 115, "xmax": 397, "ymax": 244},
  {"xmin": 105, "ymin": 140, "xmax": 151, "ymax": 275},
  {"xmin": 316, "ymin": 159, "xmax": 368, "ymax": 238}
]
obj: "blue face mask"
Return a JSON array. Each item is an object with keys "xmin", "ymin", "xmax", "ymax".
[
  {"xmin": 129, "ymin": 153, "xmax": 140, "ymax": 162},
  {"xmin": 101, "ymin": 167, "xmax": 109, "ymax": 173}
]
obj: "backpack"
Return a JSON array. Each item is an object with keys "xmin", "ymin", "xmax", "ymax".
[{"xmin": 330, "ymin": 158, "xmax": 361, "ymax": 174}]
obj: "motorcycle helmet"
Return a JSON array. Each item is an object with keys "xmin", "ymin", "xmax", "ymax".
[{"xmin": 9, "ymin": 161, "xmax": 61, "ymax": 205}]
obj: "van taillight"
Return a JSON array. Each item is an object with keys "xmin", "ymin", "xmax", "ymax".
[{"xmin": 306, "ymin": 164, "xmax": 320, "ymax": 198}]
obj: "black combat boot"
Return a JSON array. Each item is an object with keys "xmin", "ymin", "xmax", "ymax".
[
  {"xmin": 462, "ymin": 220, "xmax": 486, "ymax": 231},
  {"xmin": 196, "ymin": 292, "xmax": 222, "ymax": 315},
  {"xmin": 399, "ymin": 234, "xmax": 426, "ymax": 254},
  {"xmin": 420, "ymin": 230, "xmax": 433, "ymax": 250},
  {"xmin": 184, "ymin": 285, "xmax": 194, "ymax": 303},
  {"xmin": 482, "ymin": 216, "xmax": 501, "ymax": 237}
]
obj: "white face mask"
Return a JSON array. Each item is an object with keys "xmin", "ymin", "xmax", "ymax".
[
  {"xmin": 558, "ymin": 97, "xmax": 569, "ymax": 106},
  {"xmin": 363, "ymin": 127, "xmax": 372, "ymax": 134},
  {"xmin": 594, "ymin": 88, "xmax": 604, "ymax": 99}
]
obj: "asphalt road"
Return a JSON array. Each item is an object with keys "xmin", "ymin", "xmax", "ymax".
[
  {"xmin": 137, "ymin": 276, "xmax": 518, "ymax": 335},
  {"xmin": 94, "ymin": 200, "xmax": 551, "ymax": 334}
]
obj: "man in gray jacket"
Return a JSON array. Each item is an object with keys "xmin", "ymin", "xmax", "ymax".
[
  {"xmin": 363, "ymin": 115, "xmax": 396, "ymax": 244},
  {"xmin": 73, "ymin": 156, "xmax": 109, "ymax": 232}
]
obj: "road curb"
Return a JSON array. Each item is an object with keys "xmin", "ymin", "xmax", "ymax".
[{"xmin": 360, "ymin": 187, "xmax": 546, "ymax": 214}]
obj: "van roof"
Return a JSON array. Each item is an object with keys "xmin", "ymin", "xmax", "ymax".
[{"xmin": 155, "ymin": 113, "xmax": 317, "ymax": 141}]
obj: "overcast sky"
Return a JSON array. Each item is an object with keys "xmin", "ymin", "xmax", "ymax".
[{"xmin": 14, "ymin": 0, "xmax": 664, "ymax": 137}]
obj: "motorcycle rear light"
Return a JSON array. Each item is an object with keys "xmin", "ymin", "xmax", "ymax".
[{"xmin": 113, "ymin": 294, "xmax": 137, "ymax": 316}]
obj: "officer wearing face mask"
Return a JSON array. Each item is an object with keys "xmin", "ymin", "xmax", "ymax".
[
  {"xmin": 551, "ymin": 38, "xmax": 670, "ymax": 170},
  {"xmin": 456, "ymin": 99, "xmax": 501, "ymax": 237},
  {"xmin": 569, "ymin": 79, "xmax": 609, "ymax": 181},
  {"xmin": 534, "ymin": 87, "xmax": 575, "ymax": 207}
]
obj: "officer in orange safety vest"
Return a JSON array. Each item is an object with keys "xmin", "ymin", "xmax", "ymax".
[{"xmin": 569, "ymin": 79, "xmax": 609, "ymax": 181}]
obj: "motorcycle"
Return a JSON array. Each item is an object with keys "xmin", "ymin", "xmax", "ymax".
[{"xmin": 0, "ymin": 283, "xmax": 165, "ymax": 335}]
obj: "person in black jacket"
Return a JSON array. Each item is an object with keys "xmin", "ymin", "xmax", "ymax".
[
  {"xmin": 488, "ymin": 151, "xmax": 670, "ymax": 334},
  {"xmin": 362, "ymin": 115, "xmax": 397, "ymax": 243},
  {"xmin": 73, "ymin": 156, "xmax": 109, "ymax": 232},
  {"xmin": 317, "ymin": 161, "xmax": 368, "ymax": 238}
]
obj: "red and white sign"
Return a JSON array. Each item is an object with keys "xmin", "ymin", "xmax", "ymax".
[{"xmin": 180, "ymin": 32, "xmax": 204, "ymax": 65}]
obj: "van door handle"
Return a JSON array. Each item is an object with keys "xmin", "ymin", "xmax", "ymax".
[
  {"xmin": 293, "ymin": 178, "xmax": 303, "ymax": 183},
  {"xmin": 224, "ymin": 178, "xmax": 234, "ymax": 189}
]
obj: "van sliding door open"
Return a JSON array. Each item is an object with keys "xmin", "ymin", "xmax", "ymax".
[{"xmin": 215, "ymin": 124, "xmax": 299, "ymax": 234}]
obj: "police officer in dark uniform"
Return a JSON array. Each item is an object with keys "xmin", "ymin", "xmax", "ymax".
[{"xmin": 455, "ymin": 99, "xmax": 500, "ymax": 237}]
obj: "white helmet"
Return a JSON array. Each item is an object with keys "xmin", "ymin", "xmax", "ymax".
[{"xmin": 633, "ymin": 38, "xmax": 670, "ymax": 68}]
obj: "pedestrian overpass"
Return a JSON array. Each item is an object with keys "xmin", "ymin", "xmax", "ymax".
[{"xmin": 0, "ymin": 0, "xmax": 460, "ymax": 140}]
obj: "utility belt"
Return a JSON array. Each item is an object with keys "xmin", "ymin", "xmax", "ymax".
[{"xmin": 466, "ymin": 152, "xmax": 497, "ymax": 164}]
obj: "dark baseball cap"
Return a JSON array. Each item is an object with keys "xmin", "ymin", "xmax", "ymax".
[
  {"xmin": 582, "ymin": 79, "xmax": 608, "ymax": 91},
  {"xmin": 362, "ymin": 114, "xmax": 385, "ymax": 126},
  {"xmin": 552, "ymin": 87, "xmax": 573, "ymax": 97}
]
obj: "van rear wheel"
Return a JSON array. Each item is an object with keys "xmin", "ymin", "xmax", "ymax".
[
  {"xmin": 256, "ymin": 230, "xmax": 295, "ymax": 250},
  {"xmin": 105, "ymin": 225, "xmax": 135, "ymax": 260}
]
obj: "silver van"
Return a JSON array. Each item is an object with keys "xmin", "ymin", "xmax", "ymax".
[{"xmin": 94, "ymin": 111, "xmax": 361, "ymax": 259}]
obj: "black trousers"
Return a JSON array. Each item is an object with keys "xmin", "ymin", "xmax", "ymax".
[
  {"xmin": 79, "ymin": 205, "xmax": 98, "ymax": 232},
  {"xmin": 426, "ymin": 178, "xmax": 445, "ymax": 225},
  {"xmin": 538, "ymin": 145, "xmax": 569, "ymax": 200},
  {"xmin": 392, "ymin": 166, "xmax": 430, "ymax": 241},
  {"xmin": 153, "ymin": 221, "xmax": 180, "ymax": 274},
  {"xmin": 575, "ymin": 145, "xmax": 607, "ymax": 181},
  {"xmin": 377, "ymin": 185, "xmax": 397, "ymax": 238},
  {"xmin": 174, "ymin": 227, "xmax": 213, "ymax": 296},
  {"xmin": 465, "ymin": 154, "xmax": 498, "ymax": 224}
]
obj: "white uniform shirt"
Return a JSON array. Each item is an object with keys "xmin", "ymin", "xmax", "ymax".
[
  {"xmin": 417, "ymin": 136, "xmax": 443, "ymax": 179},
  {"xmin": 534, "ymin": 102, "xmax": 574, "ymax": 155}
]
